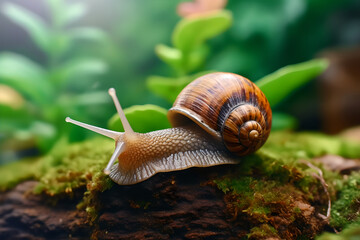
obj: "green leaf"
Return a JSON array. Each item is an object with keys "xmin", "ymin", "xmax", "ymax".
[
  {"xmin": 46, "ymin": 0, "xmax": 65, "ymax": 27},
  {"xmin": 2, "ymin": 3, "xmax": 50, "ymax": 52},
  {"xmin": 30, "ymin": 121, "xmax": 57, "ymax": 139},
  {"xmin": 155, "ymin": 44, "xmax": 183, "ymax": 71},
  {"xmin": 108, "ymin": 104, "xmax": 171, "ymax": 133},
  {"xmin": 0, "ymin": 105, "xmax": 51, "ymax": 149},
  {"xmin": 46, "ymin": 0, "xmax": 84, "ymax": 28},
  {"xmin": 48, "ymin": 33, "xmax": 71, "ymax": 59},
  {"xmin": 0, "ymin": 53, "xmax": 52, "ymax": 104},
  {"xmin": 0, "ymin": 104, "xmax": 33, "ymax": 134},
  {"xmin": 69, "ymin": 27, "xmax": 108, "ymax": 42},
  {"xmin": 186, "ymin": 45, "xmax": 209, "ymax": 72},
  {"xmin": 256, "ymin": 59, "xmax": 329, "ymax": 107},
  {"xmin": 63, "ymin": 2, "xmax": 86, "ymax": 25},
  {"xmin": 172, "ymin": 10, "xmax": 232, "ymax": 52},
  {"xmin": 155, "ymin": 44, "xmax": 209, "ymax": 74},
  {"xmin": 56, "ymin": 58, "xmax": 108, "ymax": 85},
  {"xmin": 30, "ymin": 121, "xmax": 57, "ymax": 153},
  {"xmin": 271, "ymin": 112, "xmax": 298, "ymax": 131},
  {"xmin": 59, "ymin": 91, "xmax": 110, "ymax": 107},
  {"xmin": 146, "ymin": 71, "xmax": 213, "ymax": 103}
]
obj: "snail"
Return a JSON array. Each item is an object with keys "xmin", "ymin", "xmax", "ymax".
[{"xmin": 65, "ymin": 72, "xmax": 272, "ymax": 185}]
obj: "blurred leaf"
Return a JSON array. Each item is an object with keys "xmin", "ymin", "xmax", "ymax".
[
  {"xmin": 30, "ymin": 121, "xmax": 57, "ymax": 139},
  {"xmin": 186, "ymin": 45, "xmax": 209, "ymax": 72},
  {"xmin": 71, "ymin": 91, "xmax": 110, "ymax": 106},
  {"xmin": 0, "ymin": 104, "xmax": 33, "ymax": 134},
  {"xmin": 0, "ymin": 53, "xmax": 52, "ymax": 104},
  {"xmin": 108, "ymin": 104, "xmax": 171, "ymax": 133},
  {"xmin": 46, "ymin": 0, "xmax": 87, "ymax": 38},
  {"xmin": 48, "ymin": 33, "xmax": 71, "ymax": 59},
  {"xmin": 69, "ymin": 27, "xmax": 109, "ymax": 42},
  {"xmin": 2, "ymin": 2, "xmax": 50, "ymax": 52},
  {"xmin": 256, "ymin": 59, "xmax": 329, "ymax": 107},
  {"xmin": 172, "ymin": 10, "xmax": 232, "ymax": 52},
  {"xmin": 155, "ymin": 44, "xmax": 183, "ymax": 71},
  {"xmin": 0, "ymin": 104, "xmax": 38, "ymax": 148},
  {"xmin": 207, "ymin": 45, "xmax": 258, "ymax": 75},
  {"xmin": 56, "ymin": 58, "xmax": 108, "ymax": 85},
  {"xmin": 46, "ymin": 0, "xmax": 64, "ymax": 24},
  {"xmin": 146, "ymin": 71, "xmax": 213, "ymax": 103},
  {"xmin": 30, "ymin": 121, "xmax": 57, "ymax": 153},
  {"xmin": 155, "ymin": 44, "xmax": 208, "ymax": 74},
  {"xmin": 63, "ymin": 2, "xmax": 86, "ymax": 25},
  {"xmin": 68, "ymin": 28, "xmax": 115, "ymax": 61},
  {"xmin": 271, "ymin": 112, "xmax": 298, "ymax": 131},
  {"xmin": 0, "ymin": 104, "xmax": 27, "ymax": 119},
  {"xmin": 60, "ymin": 91, "xmax": 110, "ymax": 107}
]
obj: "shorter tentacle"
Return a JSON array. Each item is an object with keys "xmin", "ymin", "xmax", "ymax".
[{"xmin": 104, "ymin": 142, "xmax": 125, "ymax": 175}]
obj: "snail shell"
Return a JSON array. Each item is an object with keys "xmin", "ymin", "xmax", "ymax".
[{"xmin": 168, "ymin": 72, "xmax": 272, "ymax": 156}]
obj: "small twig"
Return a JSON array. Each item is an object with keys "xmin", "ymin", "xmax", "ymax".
[{"xmin": 299, "ymin": 160, "xmax": 331, "ymax": 221}]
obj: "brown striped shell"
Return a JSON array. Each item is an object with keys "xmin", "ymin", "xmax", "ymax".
[{"xmin": 167, "ymin": 72, "xmax": 272, "ymax": 156}]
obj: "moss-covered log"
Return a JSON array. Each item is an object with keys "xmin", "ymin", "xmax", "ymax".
[{"xmin": 0, "ymin": 132, "xmax": 359, "ymax": 239}]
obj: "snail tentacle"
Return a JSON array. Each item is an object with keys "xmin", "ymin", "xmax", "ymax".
[
  {"xmin": 104, "ymin": 142, "xmax": 125, "ymax": 175},
  {"xmin": 108, "ymin": 88, "xmax": 134, "ymax": 134},
  {"xmin": 65, "ymin": 117, "xmax": 122, "ymax": 140}
]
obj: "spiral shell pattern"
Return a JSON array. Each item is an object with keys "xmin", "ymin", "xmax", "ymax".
[{"xmin": 168, "ymin": 72, "xmax": 272, "ymax": 156}]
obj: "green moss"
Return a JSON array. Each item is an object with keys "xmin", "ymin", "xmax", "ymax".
[
  {"xmin": 33, "ymin": 138, "xmax": 115, "ymax": 226},
  {"xmin": 214, "ymin": 131, "xmax": 360, "ymax": 239},
  {"xmin": 33, "ymin": 138, "xmax": 114, "ymax": 196},
  {"xmin": 248, "ymin": 224, "xmax": 279, "ymax": 239},
  {"xmin": 316, "ymin": 222, "xmax": 360, "ymax": 240},
  {"xmin": 330, "ymin": 173, "xmax": 360, "ymax": 229},
  {"xmin": 0, "ymin": 157, "xmax": 41, "ymax": 191},
  {"xmin": 264, "ymin": 131, "xmax": 360, "ymax": 159}
]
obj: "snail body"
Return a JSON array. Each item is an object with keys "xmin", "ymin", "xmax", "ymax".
[{"xmin": 66, "ymin": 72, "xmax": 272, "ymax": 185}]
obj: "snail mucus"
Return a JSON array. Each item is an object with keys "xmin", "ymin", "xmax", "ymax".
[{"xmin": 66, "ymin": 72, "xmax": 272, "ymax": 185}]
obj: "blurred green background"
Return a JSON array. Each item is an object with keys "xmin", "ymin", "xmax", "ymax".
[{"xmin": 0, "ymin": 0, "xmax": 359, "ymax": 163}]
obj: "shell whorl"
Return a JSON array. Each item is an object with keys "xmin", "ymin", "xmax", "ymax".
[{"xmin": 168, "ymin": 72, "xmax": 272, "ymax": 156}]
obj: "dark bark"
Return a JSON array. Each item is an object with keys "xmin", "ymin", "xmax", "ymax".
[{"xmin": 0, "ymin": 181, "xmax": 90, "ymax": 240}]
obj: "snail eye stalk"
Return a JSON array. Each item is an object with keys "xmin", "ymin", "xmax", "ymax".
[
  {"xmin": 103, "ymin": 142, "xmax": 125, "ymax": 175},
  {"xmin": 65, "ymin": 117, "xmax": 121, "ymax": 140},
  {"xmin": 108, "ymin": 88, "xmax": 134, "ymax": 134}
]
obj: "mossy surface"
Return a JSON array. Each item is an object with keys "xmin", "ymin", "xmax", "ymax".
[
  {"xmin": 0, "ymin": 131, "xmax": 359, "ymax": 238},
  {"xmin": 34, "ymin": 138, "xmax": 115, "ymax": 227},
  {"xmin": 316, "ymin": 222, "xmax": 360, "ymax": 240},
  {"xmin": 0, "ymin": 157, "xmax": 41, "ymax": 191},
  {"xmin": 0, "ymin": 138, "xmax": 114, "ymax": 226},
  {"xmin": 33, "ymin": 138, "xmax": 114, "ymax": 197},
  {"xmin": 214, "ymin": 131, "xmax": 360, "ymax": 239},
  {"xmin": 330, "ymin": 173, "xmax": 360, "ymax": 229}
]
